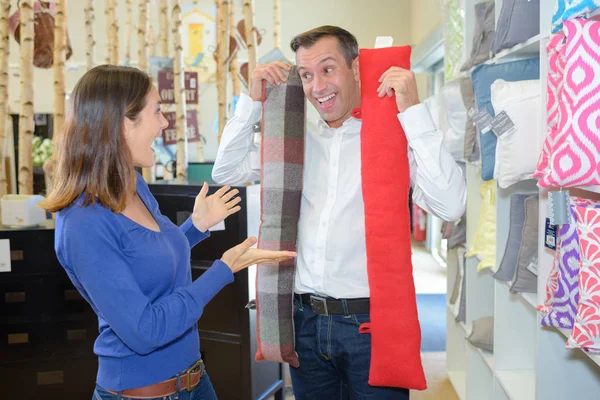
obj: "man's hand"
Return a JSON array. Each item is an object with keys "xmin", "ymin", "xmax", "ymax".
[
  {"xmin": 377, "ymin": 67, "xmax": 420, "ymax": 113},
  {"xmin": 249, "ymin": 61, "xmax": 292, "ymax": 101}
]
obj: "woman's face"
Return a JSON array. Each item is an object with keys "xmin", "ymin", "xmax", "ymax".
[{"xmin": 124, "ymin": 86, "xmax": 168, "ymax": 168}]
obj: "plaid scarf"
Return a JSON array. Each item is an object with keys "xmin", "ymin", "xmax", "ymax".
[{"xmin": 255, "ymin": 48, "xmax": 426, "ymax": 390}]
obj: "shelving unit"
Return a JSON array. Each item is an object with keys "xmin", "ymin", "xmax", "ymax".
[{"xmin": 444, "ymin": 0, "xmax": 600, "ymax": 398}]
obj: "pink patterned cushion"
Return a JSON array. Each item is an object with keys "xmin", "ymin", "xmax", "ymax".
[
  {"xmin": 567, "ymin": 204, "xmax": 600, "ymax": 353},
  {"xmin": 534, "ymin": 34, "xmax": 566, "ymax": 179},
  {"xmin": 538, "ymin": 19, "xmax": 600, "ymax": 188}
]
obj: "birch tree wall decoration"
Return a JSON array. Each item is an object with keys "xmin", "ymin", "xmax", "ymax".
[
  {"xmin": 125, "ymin": 0, "xmax": 133, "ymax": 64},
  {"xmin": 105, "ymin": 0, "xmax": 112, "ymax": 64},
  {"xmin": 217, "ymin": 0, "xmax": 229, "ymax": 142},
  {"xmin": 138, "ymin": 0, "xmax": 149, "ymax": 73},
  {"xmin": 229, "ymin": 0, "xmax": 240, "ymax": 96},
  {"xmin": 172, "ymin": 0, "xmax": 187, "ymax": 181},
  {"xmin": 85, "ymin": 0, "xmax": 95, "ymax": 70},
  {"xmin": 273, "ymin": 0, "xmax": 280, "ymax": 48},
  {"xmin": 111, "ymin": 0, "xmax": 118, "ymax": 65},
  {"xmin": 0, "ymin": 0, "xmax": 9, "ymax": 198},
  {"xmin": 243, "ymin": 0, "xmax": 256, "ymax": 78},
  {"xmin": 18, "ymin": 1, "xmax": 34, "ymax": 194},
  {"xmin": 159, "ymin": 0, "xmax": 169, "ymax": 58},
  {"xmin": 53, "ymin": 0, "xmax": 66, "ymax": 137}
]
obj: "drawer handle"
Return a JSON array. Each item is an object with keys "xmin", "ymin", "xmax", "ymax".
[
  {"xmin": 8, "ymin": 333, "xmax": 29, "ymax": 344},
  {"xmin": 67, "ymin": 329, "xmax": 87, "ymax": 341},
  {"xmin": 5, "ymin": 292, "xmax": 26, "ymax": 303},
  {"xmin": 37, "ymin": 371, "xmax": 64, "ymax": 386},
  {"xmin": 10, "ymin": 250, "xmax": 24, "ymax": 261},
  {"xmin": 64, "ymin": 289, "xmax": 83, "ymax": 301}
]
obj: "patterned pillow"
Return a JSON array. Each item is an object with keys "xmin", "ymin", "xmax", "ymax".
[
  {"xmin": 491, "ymin": 79, "xmax": 542, "ymax": 189},
  {"xmin": 540, "ymin": 198, "xmax": 600, "ymax": 328},
  {"xmin": 552, "ymin": 0, "xmax": 600, "ymax": 33},
  {"xmin": 441, "ymin": 0, "xmax": 466, "ymax": 81},
  {"xmin": 567, "ymin": 203, "xmax": 600, "ymax": 353},
  {"xmin": 471, "ymin": 58, "xmax": 540, "ymax": 181},
  {"xmin": 534, "ymin": 33, "xmax": 567, "ymax": 179},
  {"xmin": 492, "ymin": 0, "xmax": 540, "ymax": 54},
  {"xmin": 466, "ymin": 179, "xmax": 497, "ymax": 271},
  {"xmin": 538, "ymin": 19, "xmax": 600, "ymax": 188}
]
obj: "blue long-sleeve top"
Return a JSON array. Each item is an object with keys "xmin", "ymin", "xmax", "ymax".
[{"xmin": 54, "ymin": 173, "xmax": 234, "ymax": 391}]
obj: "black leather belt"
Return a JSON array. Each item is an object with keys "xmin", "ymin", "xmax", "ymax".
[{"xmin": 298, "ymin": 293, "xmax": 370, "ymax": 316}]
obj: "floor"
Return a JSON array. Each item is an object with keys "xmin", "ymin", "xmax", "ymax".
[{"xmin": 271, "ymin": 243, "xmax": 458, "ymax": 400}]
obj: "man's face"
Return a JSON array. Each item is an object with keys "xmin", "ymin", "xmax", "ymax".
[{"xmin": 296, "ymin": 37, "xmax": 360, "ymax": 128}]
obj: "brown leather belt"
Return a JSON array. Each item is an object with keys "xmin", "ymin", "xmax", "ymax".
[
  {"xmin": 106, "ymin": 359, "xmax": 205, "ymax": 399},
  {"xmin": 298, "ymin": 293, "xmax": 370, "ymax": 315}
]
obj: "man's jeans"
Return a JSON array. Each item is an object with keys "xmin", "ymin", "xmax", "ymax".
[{"xmin": 290, "ymin": 296, "xmax": 410, "ymax": 400}]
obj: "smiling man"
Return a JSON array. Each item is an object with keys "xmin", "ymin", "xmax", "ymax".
[{"xmin": 213, "ymin": 26, "xmax": 466, "ymax": 399}]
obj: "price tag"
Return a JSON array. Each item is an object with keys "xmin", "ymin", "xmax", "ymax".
[
  {"xmin": 548, "ymin": 190, "xmax": 571, "ymax": 225},
  {"xmin": 526, "ymin": 255, "xmax": 539, "ymax": 276},
  {"xmin": 471, "ymin": 109, "xmax": 494, "ymax": 134},
  {"xmin": 491, "ymin": 111, "xmax": 517, "ymax": 138},
  {"xmin": 545, "ymin": 218, "xmax": 557, "ymax": 250}
]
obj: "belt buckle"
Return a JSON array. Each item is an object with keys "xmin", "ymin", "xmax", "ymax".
[
  {"xmin": 310, "ymin": 295, "xmax": 328, "ymax": 316},
  {"xmin": 186, "ymin": 359, "xmax": 204, "ymax": 392}
]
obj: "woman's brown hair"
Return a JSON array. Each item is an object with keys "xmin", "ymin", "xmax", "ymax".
[{"xmin": 39, "ymin": 65, "xmax": 152, "ymax": 213}]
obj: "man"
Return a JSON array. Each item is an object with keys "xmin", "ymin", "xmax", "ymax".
[{"xmin": 213, "ymin": 26, "xmax": 466, "ymax": 400}]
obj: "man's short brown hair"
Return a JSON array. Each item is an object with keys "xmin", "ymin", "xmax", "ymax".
[{"xmin": 290, "ymin": 25, "xmax": 359, "ymax": 68}]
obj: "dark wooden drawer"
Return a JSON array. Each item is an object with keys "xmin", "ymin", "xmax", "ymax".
[
  {"xmin": 0, "ymin": 274, "xmax": 95, "ymax": 319},
  {"xmin": 0, "ymin": 355, "xmax": 97, "ymax": 398},
  {"xmin": 0, "ymin": 228, "xmax": 62, "ymax": 275},
  {"xmin": 0, "ymin": 318, "xmax": 96, "ymax": 362}
]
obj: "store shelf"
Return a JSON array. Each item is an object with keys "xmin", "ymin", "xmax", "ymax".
[
  {"xmin": 446, "ymin": 303, "xmax": 469, "ymax": 333},
  {"xmin": 495, "ymin": 370, "xmax": 536, "ymax": 400},
  {"xmin": 478, "ymin": 348, "xmax": 495, "ymax": 371},
  {"xmin": 448, "ymin": 370, "xmax": 467, "ymax": 400},
  {"xmin": 487, "ymin": 34, "xmax": 543, "ymax": 64},
  {"xmin": 501, "ymin": 280, "xmax": 538, "ymax": 309},
  {"xmin": 557, "ymin": 328, "xmax": 600, "ymax": 368}
]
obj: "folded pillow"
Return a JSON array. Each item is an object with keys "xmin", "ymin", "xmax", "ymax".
[
  {"xmin": 466, "ymin": 316, "xmax": 494, "ymax": 352},
  {"xmin": 461, "ymin": 1, "xmax": 495, "ymax": 71},
  {"xmin": 456, "ymin": 246, "xmax": 467, "ymax": 323},
  {"xmin": 491, "ymin": 79, "xmax": 542, "ymax": 189},
  {"xmin": 460, "ymin": 77, "xmax": 479, "ymax": 163},
  {"xmin": 494, "ymin": 193, "xmax": 529, "ymax": 281},
  {"xmin": 466, "ymin": 179, "xmax": 497, "ymax": 271},
  {"xmin": 491, "ymin": 0, "xmax": 540, "ymax": 54},
  {"xmin": 510, "ymin": 194, "xmax": 539, "ymax": 294},
  {"xmin": 441, "ymin": 80, "xmax": 467, "ymax": 161},
  {"xmin": 450, "ymin": 247, "xmax": 467, "ymax": 319}
]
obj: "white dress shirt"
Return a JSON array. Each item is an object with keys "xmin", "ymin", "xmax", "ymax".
[{"xmin": 213, "ymin": 93, "xmax": 466, "ymax": 299}]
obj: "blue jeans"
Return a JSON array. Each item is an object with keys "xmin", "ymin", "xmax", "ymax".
[
  {"xmin": 290, "ymin": 296, "xmax": 410, "ymax": 400},
  {"xmin": 92, "ymin": 372, "xmax": 217, "ymax": 400}
]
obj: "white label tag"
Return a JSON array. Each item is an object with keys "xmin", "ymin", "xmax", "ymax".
[
  {"xmin": 374, "ymin": 36, "xmax": 393, "ymax": 48},
  {"xmin": 209, "ymin": 220, "xmax": 226, "ymax": 232},
  {"xmin": 0, "ymin": 239, "xmax": 11, "ymax": 273},
  {"xmin": 472, "ymin": 110, "xmax": 494, "ymax": 133},
  {"xmin": 526, "ymin": 255, "xmax": 538, "ymax": 276},
  {"xmin": 491, "ymin": 111, "xmax": 517, "ymax": 137}
]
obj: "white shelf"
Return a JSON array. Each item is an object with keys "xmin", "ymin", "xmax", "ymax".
[
  {"xmin": 478, "ymin": 348, "xmax": 495, "ymax": 371},
  {"xmin": 502, "ymin": 281, "xmax": 538, "ymax": 309},
  {"xmin": 448, "ymin": 370, "xmax": 467, "ymax": 400},
  {"xmin": 446, "ymin": 303, "xmax": 469, "ymax": 334},
  {"xmin": 487, "ymin": 34, "xmax": 543, "ymax": 64},
  {"xmin": 495, "ymin": 370, "xmax": 536, "ymax": 400},
  {"xmin": 556, "ymin": 328, "xmax": 600, "ymax": 368}
]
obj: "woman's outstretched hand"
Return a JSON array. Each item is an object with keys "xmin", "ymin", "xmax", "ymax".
[
  {"xmin": 192, "ymin": 183, "xmax": 241, "ymax": 232},
  {"xmin": 220, "ymin": 237, "xmax": 297, "ymax": 273}
]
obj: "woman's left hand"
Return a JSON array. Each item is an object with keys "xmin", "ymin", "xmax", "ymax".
[{"xmin": 192, "ymin": 183, "xmax": 241, "ymax": 232}]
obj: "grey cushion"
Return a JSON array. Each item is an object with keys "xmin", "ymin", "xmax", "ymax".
[
  {"xmin": 492, "ymin": 0, "xmax": 540, "ymax": 55},
  {"xmin": 448, "ymin": 216, "xmax": 467, "ymax": 250},
  {"xmin": 460, "ymin": 77, "xmax": 479, "ymax": 162},
  {"xmin": 467, "ymin": 316, "xmax": 494, "ymax": 351},
  {"xmin": 455, "ymin": 247, "xmax": 467, "ymax": 323},
  {"xmin": 510, "ymin": 194, "xmax": 539, "ymax": 294},
  {"xmin": 461, "ymin": 1, "xmax": 496, "ymax": 71},
  {"xmin": 494, "ymin": 194, "xmax": 529, "ymax": 281},
  {"xmin": 449, "ymin": 246, "xmax": 466, "ymax": 306}
]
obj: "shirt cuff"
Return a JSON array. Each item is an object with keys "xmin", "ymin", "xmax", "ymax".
[
  {"xmin": 236, "ymin": 93, "xmax": 262, "ymax": 122},
  {"xmin": 397, "ymin": 103, "xmax": 437, "ymax": 141},
  {"xmin": 180, "ymin": 217, "xmax": 210, "ymax": 246}
]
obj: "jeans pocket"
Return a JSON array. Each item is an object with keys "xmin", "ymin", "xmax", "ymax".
[
  {"xmin": 350, "ymin": 313, "xmax": 371, "ymax": 328},
  {"xmin": 293, "ymin": 297, "xmax": 302, "ymax": 314}
]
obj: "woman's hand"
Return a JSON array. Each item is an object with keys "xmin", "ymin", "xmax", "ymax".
[
  {"xmin": 221, "ymin": 237, "xmax": 297, "ymax": 273},
  {"xmin": 192, "ymin": 183, "xmax": 241, "ymax": 232}
]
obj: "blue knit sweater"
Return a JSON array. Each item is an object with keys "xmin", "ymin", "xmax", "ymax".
[{"xmin": 54, "ymin": 174, "xmax": 234, "ymax": 391}]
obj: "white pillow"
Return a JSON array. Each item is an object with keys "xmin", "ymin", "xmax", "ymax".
[
  {"xmin": 491, "ymin": 79, "xmax": 542, "ymax": 189},
  {"xmin": 441, "ymin": 80, "xmax": 467, "ymax": 161}
]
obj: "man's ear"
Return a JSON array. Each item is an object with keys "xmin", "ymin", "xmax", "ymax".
[{"xmin": 352, "ymin": 57, "xmax": 360, "ymax": 82}]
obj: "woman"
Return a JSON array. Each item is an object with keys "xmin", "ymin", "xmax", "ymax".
[{"xmin": 39, "ymin": 65, "xmax": 295, "ymax": 400}]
